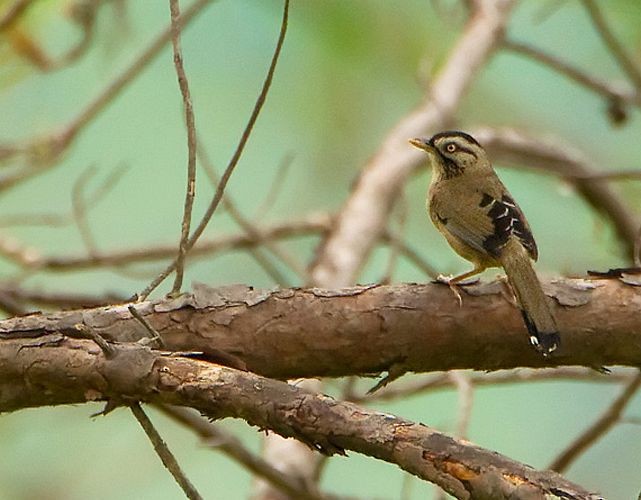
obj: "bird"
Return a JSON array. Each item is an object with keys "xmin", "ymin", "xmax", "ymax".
[{"xmin": 409, "ymin": 131, "xmax": 560, "ymax": 355}]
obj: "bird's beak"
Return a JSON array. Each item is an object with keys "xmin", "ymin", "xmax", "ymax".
[{"xmin": 408, "ymin": 137, "xmax": 434, "ymax": 153}]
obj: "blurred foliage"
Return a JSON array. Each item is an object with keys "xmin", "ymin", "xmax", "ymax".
[{"xmin": 1, "ymin": 0, "xmax": 641, "ymax": 498}]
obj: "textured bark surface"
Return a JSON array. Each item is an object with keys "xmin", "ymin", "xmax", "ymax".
[
  {"xmin": 1, "ymin": 278, "xmax": 639, "ymax": 380},
  {"xmin": 0, "ymin": 335, "xmax": 599, "ymax": 499}
]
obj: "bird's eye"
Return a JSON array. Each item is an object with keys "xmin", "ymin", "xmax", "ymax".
[{"xmin": 446, "ymin": 143, "xmax": 457, "ymax": 153}]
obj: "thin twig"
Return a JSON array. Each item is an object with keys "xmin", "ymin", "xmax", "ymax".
[
  {"xmin": 254, "ymin": 152, "xmax": 295, "ymax": 217},
  {"xmin": 5, "ymin": 0, "xmax": 212, "ymax": 169},
  {"xmin": 128, "ymin": 305, "xmax": 165, "ymax": 348},
  {"xmin": 635, "ymin": 225, "xmax": 641, "ymax": 268},
  {"xmin": 169, "ymin": 0, "xmax": 198, "ymax": 296},
  {"xmin": 580, "ymin": 0, "xmax": 641, "ymax": 91},
  {"xmin": 0, "ymin": 0, "xmax": 33, "ymax": 31},
  {"xmin": 548, "ymin": 371, "xmax": 641, "ymax": 473},
  {"xmin": 198, "ymin": 142, "xmax": 305, "ymax": 285},
  {"xmin": 2, "ymin": 214, "xmax": 330, "ymax": 271},
  {"xmin": 434, "ymin": 371, "xmax": 474, "ymax": 500},
  {"xmin": 503, "ymin": 39, "xmax": 639, "ymax": 106},
  {"xmin": 380, "ymin": 191, "xmax": 408, "ymax": 284},
  {"xmin": 130, "ymin": 402, "xmax": 203, "ymax": 500},
  {"xmin": 356, "ymin": 368, "xmax": 627, "ymax": 404},
  {"xmin": 159, "ymin": 405, "xmax": 332, "ymax": 500},
  {"xmin": 451, "ymin": 371, "xmax": 474, "ymax": 439},
  {"xmin": 139, "ymin": 0, "xmax": 290, "ymax": 300},
  {"xmin": 381, "ymin": 229, "xmax": 438, "ymax": 279},
  {"xmin": 71, "ymin": 166, "xmax": 100, "ymax": 255},
  {"xmin": 0, "ymin": 286, "xmax": 123, "ymax": 310}
]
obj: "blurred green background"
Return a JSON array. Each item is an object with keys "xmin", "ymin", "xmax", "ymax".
[{"xmin": 1, "ymin": 0, "xmax": 641, "ymax": 498}]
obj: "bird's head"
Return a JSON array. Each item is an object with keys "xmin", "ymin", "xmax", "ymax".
[{"xmin": 409, "ymin": 131, "xmax": 488, "ymax": 179}]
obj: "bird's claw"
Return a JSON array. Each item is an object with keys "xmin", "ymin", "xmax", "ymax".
[{"xmin": 434, "ymin": 274, "xmax": 464, "ymax": 307}]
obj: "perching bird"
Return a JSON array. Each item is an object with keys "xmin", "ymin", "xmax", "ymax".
[{"xmin": 409, "ymin": 131, "xmax": 560, "ymax": 355}]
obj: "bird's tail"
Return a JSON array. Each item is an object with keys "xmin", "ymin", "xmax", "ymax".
[{"xmin": 499, "ymin": 239, "xmax": 560, "ymax": 355}]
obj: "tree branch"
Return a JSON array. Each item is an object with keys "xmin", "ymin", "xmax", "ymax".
[
  {"xmin": 1, "ymin": 280, "xmax": 640, "ymax": 379},
  {"xmin": 0, "ymin": 337, "xmax": 598, "ymax": 499}
]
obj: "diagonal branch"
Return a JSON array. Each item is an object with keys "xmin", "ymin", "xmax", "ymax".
[
  {"xmin": 0, "ymin": 336, "xmax": 598, "ymax": 500},
  {"xmin": 548, "ymin": 370, "xmax": 641, "ymax": 473},
  {"xmin": 580, "ymin": 0, "xmax": 641, "ymax": 92}
]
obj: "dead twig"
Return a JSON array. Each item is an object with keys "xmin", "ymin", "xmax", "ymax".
[
  {"xmin": 169, "ymin": 0, "xmax": 198, "ymax": 296},
  {"xmin": 139, "ymin": 0, "xmax": 290, "ymax": 300},
  {"xmin": 580, "ymin": 0, "xmax": 641, "ymax": 92},
  {"xmin": 130, "ymin": 402, "xmax": 203, "ymax": 500},
  {"xmin": 548, "ymin": 370, "xmax": 641, "ymax": 473}
]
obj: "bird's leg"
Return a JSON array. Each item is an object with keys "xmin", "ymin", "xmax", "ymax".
[
  {"xmin": 436, "ymin": 266, "xmax": 485, "ymax": 307},
  {"xmin": 497, "ymin": 275, "xmax": 519, "ymax": 307}
]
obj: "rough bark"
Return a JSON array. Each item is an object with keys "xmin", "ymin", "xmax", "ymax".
[
  {"xmin": 1, "ymin": 278, "xmax": 639, "ymax": 380},
  {"xmin": 0, "ymin": 335, "xmax": 600, "ymax": 500}
]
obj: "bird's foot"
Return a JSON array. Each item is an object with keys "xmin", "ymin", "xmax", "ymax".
[{"xmin": 433, "ymin": 274, "xmax": 479, "ymax": 307}]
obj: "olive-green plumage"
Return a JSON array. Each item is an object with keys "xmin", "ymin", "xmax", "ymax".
[{"xmin": 409, "ymin": 131, "xmax": 559, "ymax": 355}]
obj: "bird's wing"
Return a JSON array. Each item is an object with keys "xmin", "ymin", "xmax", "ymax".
[
  {"xmin": 480, "ymin": 192, "xmax": 538, "ymax": 260},
  {"xmin": 433, "ymin": 191, "xmax": 537, "ymax": 261}
]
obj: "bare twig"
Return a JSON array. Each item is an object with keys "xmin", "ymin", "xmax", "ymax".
[
  {"xmin": 130, "ymin": 402, "xmax": 203, "ymax": 500},
  {"xmin": 356, "ymin": 368, "xmax": 630, "ymax": 403},
  {"xmin": 198, "ymin": 142, "xmax": 303, "ymax": 286},
  {"xmin": 549, "ymin": 371, "xmax": 641, "ymax": 473},
  {"xmin": 169, "ymin": 0, "xmax": 198, "ymax": 296},
  {"xmin": 451, "ymin": 372, "xmax": 474, "ymax": 439},
  {"xmin": 71, "ymin": 166, "xmax": 100, "ymax": 255},
  {"xmin": 128, "ymin": 305, "xmax": 165, "ymax": 348},
  {"xmin": 159, "ymin": 405, "xmax": 331, "ymax": 500},
  {"xmin": 580, "ymin": 0, "xmax": 641, "ymax": 91},
  {"xmin": 254, "ymin": 152, "xmax": 295, "ymax": 217},
  {"xmin": 381, "ymin": 229, "xmax": 439, "ymax": 279},
  {"xmin": 3, "ymin": 0, "xmax": 212, "ymax": 168},
  {"xmin": 0, "ymin": 286, "xmax": 123, "ymax": 310},
  {"xmin": 139, "ymin": 0, "xmax": 290, "ymax": 300},
  {"xmin": 1, "ymin": 214, "xmax": 330, "ymax": 271},
  {"xmin": 503, "ymin": 39, "xmax": 639, "ymax": 106},
  {"xmin": 380, "ymin": 191, "xmax": 408, "ymax": 284},
  {"xmin": 0, "ymin": 0, "xmax": 33, "ymax": 31}
]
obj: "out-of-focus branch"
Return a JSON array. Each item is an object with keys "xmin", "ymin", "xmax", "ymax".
[
  {"xmin": 580, "ymin": 0, "xmax": 641, "ymax": 92},
  {"xmin": 198, "ymin": 143, "xmax": 305, "ymax": 286},
  {"xmin": 472, "ymin": 127, "xmax": 640, "ymax": 261},
  {"xmin": 356, "ymin": 367, "xmax": 633, "ymax": 404},
  {"xmin": 0, "ymin": 213, "xmax": 331, "ymax": 271},
  {"xmin": 0, "ymin": 0, "xmax": 33, "ymax": 31},
  {"xmin": 0, "ymin": 0, "xmax": 212, "ymax": 168},
  {"xmin": 503, "ymin": 39, "xmax": 640, "ymax": 106},
  {"xmin": 0, "ymin": 336, "xmax": 599, "ymax": 499},
  {"xmin": 310, "ymin": 0, "xmax": 516, "ymax": 288},
  {"xmin": 548, "ymin": 371, "xmax": 641, "ymax": 473}
]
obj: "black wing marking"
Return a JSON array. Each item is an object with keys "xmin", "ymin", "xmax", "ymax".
[{"xmin": 481, "ymin": 194, "xmax": 538, "ymax": 260}]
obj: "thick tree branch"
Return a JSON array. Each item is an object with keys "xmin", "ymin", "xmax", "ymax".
[
  {"xmin": 1, "ymin": 280, "xmax": 640, "ymax": 379},
  {"xmin": 0, "ymin": 337, "xmax": 598, "ymax": 499}
]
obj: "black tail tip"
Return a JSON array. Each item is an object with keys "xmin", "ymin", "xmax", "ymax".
[{"xmin": 529, "ymin": 332, "xmax": 560, "ymax": 357}]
